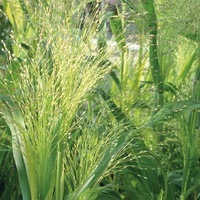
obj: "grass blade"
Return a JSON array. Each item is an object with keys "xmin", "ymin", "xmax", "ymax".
[
  {"xmin": 0, "ymin": 95, "xmax": 31, "ymax": 200},
  {"xmin": 149, "ymin": 100, "xmax": 200, "ymax": 125}
]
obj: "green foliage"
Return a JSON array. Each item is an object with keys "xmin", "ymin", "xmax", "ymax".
[{"xmin": 1, "ymin": 0, "xmax": 200, "ymax": 200}]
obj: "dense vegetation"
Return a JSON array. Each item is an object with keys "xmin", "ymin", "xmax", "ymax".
[{"xmin": 0, "ymin": 0, "xmax": 200, "ymax": 199}]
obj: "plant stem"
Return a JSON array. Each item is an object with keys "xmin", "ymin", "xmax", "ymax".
[
  {"xmin": 142, "ymin": 0, "xmax": 164, "ymax": 148},
  {"xmin": 142, "ymin": 0, "xmax": 164, "ymax": 112}
]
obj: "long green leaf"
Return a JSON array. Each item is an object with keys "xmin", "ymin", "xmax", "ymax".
[
  {"xmin": 178, "ymin": 49, "xmax": 197, "ymax": 81},
  {"xmin": 0, "ymin": 95, "xmax": 31, "ymax": 200},
  {"xmin": 149, "ymin": 100, "xmax": 200, "ymax": 125},
  {"xmin": 71, "ymin": 147, "xmax": 112, "ymax": 199}
]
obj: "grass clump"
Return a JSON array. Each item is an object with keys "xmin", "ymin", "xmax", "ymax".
[{"xmin": 1, "ymin": 0, "xmax": 200, "ymax": 200}]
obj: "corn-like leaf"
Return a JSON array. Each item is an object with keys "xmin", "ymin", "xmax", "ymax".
[
  {"xmin": 149, "ymin": 100, "xmax": 200, "ymax": 125},
  {"xmin": 98, "ymin": 89, "xmax": 128, "ymax": 123},
  {"xmin": 140, "ymin": 81, "xmax": 179, "ymax": 96},
  {"xmin": 179, "ymin": 32, "xmax": 200, "ymax": 43}
]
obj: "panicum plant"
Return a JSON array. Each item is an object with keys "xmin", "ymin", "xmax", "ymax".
[{"xmin": 0, "ymin": 0, "xmax": 117, "ymax": 199}]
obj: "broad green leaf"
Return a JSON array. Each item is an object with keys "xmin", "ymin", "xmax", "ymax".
[
  {"xmin": 110, "ymin": 70, "xmax": 121, "ymax": 89},
  {"xmin": 163, "ymin": 82, "xmax": 179, "ymax": 96},
  {"xmin": 149, "ymin": 100, "xmax": 200, "ymax": 125},
  {"xmin": 99, "ymin": 89, "xmax": 127, "ymax": 123},
  {"xmin": 168, "ymin": 171, "xmax": 183, "ymax": 187},
  {"xmin": 179, "ymin": 32, "xmax": 200, "ymax": 43},
  {"xmin": 3, "ymin": 0, "xmax": 24, "ymax": 30},
  {"xmin": 140, "ymin": 81, "xmax": 179, "ymax": 96}
]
